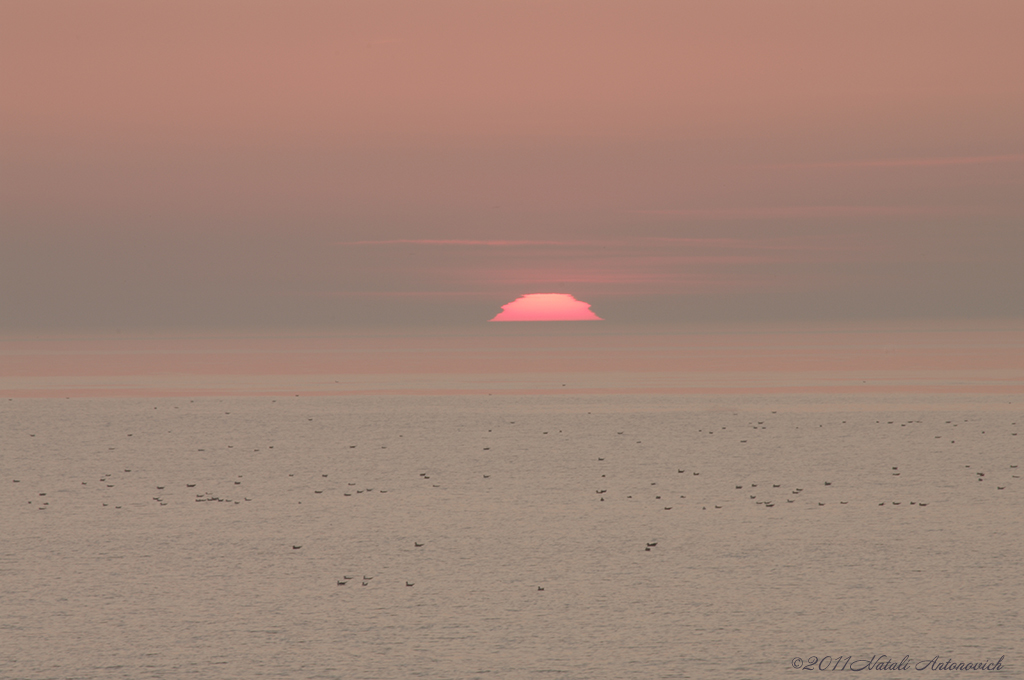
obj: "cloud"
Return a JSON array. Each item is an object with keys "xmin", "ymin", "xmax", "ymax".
[
  {"xmin": 339, "ymin": 239, "xmax": 572, "ymax": 246},
  {"xmin": 490, "ymin": 293, "xmax": 603, "ymax": 322},
  {"xmin": 635, "ymin": 205, "xmax": 980, "ymax": 219},
  {"xmin": 320, "ymin": 291, "xmax": 488, "ymax": 297},
  {"xmin": 768, "ymin": 154, "xmax": 1024, "ymax": 169},
  {"xmin": 641, "ymin": 237, "xmax": 839, "ymax": 252}
]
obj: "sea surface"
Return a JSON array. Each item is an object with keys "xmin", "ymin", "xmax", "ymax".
[{"xmin": 1, "ymin": 391, "xmax": 1020, "ymax": 679}]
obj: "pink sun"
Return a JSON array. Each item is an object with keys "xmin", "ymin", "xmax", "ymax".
[{"xmin": 489, "ymin": 293, "xmax": 603, "ymax": 322}]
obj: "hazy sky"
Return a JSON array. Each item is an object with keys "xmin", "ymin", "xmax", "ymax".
[{"xmin": 2, "ymin": 0, "xmax": 1022, "ymax": 332}]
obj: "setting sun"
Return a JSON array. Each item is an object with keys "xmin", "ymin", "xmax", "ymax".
[{"xmin": 490, "ymin": 293, "xmax": 603, "ymax": 321}]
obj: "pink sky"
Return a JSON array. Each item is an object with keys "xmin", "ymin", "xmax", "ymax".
[{"xmin": 1, "ymin": 0, "xmax": 1022, "ymax": 332}]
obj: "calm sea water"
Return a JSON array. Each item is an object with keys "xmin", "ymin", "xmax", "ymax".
[{"xmin": 2, "ymin": 393, "xmax": 1020, "ymax": 679}]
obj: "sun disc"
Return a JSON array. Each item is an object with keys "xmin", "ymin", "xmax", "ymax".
[{"xmin": 490, "ymin": 293, "xmax": 603, "ymax": 322}]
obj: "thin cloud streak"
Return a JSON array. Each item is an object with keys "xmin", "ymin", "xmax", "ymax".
[
  {"xmin": 339, "ymin": 239, "xmax": 574, "ymax": 247},
  {"xmin": 343, "ymin": 237, "xmax": 841, "ymax": 252},
  {"xmin": 320, "ymin": 291, "xmax": 492, "ymax": 297},
  {"xmin": 768, "ymin": 154, "xmax": 1024, "ymax": 169},
  {"xmin": 636, "ymin": 205, "xmax": 997, "ymax": 219},
  {"xmin": 642, "ymin": 237, "xmax": 842, "ymax": 252}
]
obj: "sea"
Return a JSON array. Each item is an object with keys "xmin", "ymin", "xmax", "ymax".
[
  {"xmin": 1, "ymin": 325, "xmax": 1021, "ymax": 679},
  {"xmin": 2, "ymin": 390, "xmax": 1020, "ymax": 679}
]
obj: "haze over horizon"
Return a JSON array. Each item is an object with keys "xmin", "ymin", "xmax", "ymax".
[{"xmin": 2, "ymin": 1, "xmax": 1022, "ymax": 335}]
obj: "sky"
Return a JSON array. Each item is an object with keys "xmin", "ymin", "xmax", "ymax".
[{"xmin": 1, "ymin": 0, "xmax": 1022, "ymax": 334}]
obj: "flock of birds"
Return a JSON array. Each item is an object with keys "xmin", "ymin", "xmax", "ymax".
[
  {"xmin": 589, "ymin": 419, "xmax": 1020, "ymax": 514},
  {"xmin": 9, "ymin": 404, "xmax": 1020, "ymax": 592}
]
